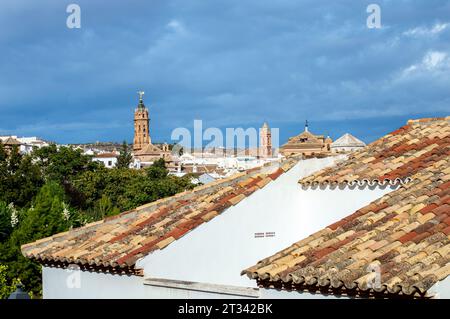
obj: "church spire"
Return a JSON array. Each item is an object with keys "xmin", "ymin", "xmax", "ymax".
[
  {"xmin": 137, "ymin": 91, "xmax": 145, "ymax": 109},
  {"xmin": 259, "ymin": 121, "xmax": 272, "ymax": 158}
]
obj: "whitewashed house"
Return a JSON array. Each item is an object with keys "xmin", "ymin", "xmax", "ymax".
[
  {"xmin": 17, "ymin": 136, "xmax": 49, "ymax": 154},
  {"xmin": 92, "ymin": 152, "xmax": 119, "ymax": 168},
  {"xmin": 21, "ymin": 117, "xmax": 450, "ymax": 299},
  {"xmin": 0, "ymin": 135, "xmax": 49, "ymax": 154}
]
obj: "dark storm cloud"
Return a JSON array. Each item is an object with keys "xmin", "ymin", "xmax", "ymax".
[{"xmin": 0, "ymin": 0, "xmax": 449, "ymax": 143}]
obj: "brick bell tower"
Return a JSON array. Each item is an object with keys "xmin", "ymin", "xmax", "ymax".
[
  {"xmin": 133, "ymin": 91, "xmax": 151, "ymax": 152},
  {"xmin": 259, "ymin": 122, "xmax": 272, "ymax": 158}
]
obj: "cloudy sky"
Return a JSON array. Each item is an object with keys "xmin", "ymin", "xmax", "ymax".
[{"xmin": 0, "ymin": 0, "xmax": 449, "ymax": 145}]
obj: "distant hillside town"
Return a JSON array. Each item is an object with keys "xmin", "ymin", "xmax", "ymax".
[{"xmin": 0, "ymin": 92, "xmax": 366, "ymax": 186}]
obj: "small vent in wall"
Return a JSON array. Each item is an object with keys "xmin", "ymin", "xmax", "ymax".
[{"xmin": 254, "ymin": 232, "xmax": 275, "ymax": 238}]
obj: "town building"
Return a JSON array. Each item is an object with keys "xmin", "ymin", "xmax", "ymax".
[
  {"xmin": 175, "ymin": 151, "xmax": 279, "ymax": 178},
  {"xmin": 73, "ymin": 142, "xmax": 123, "ymax": 155},
  {"xmin": 0, "ymin": 136, "xmax": 21, "ymax": 154},
  {"xmin": 0, "ymin": 136, "xmax": 49, "ymax": 155},
  {"xmin": 281, "ymin": 121, "xmax": 332, "ymax": 157},
  {"xmin": 17, "ymin": 136, "xmax": 49, "ymax": 154},
  {"xmin": 331, "ymin": 133, "xmax": 366, "ymax": 153},
  {"xmin": 92, "ymin": 152, "xmax": 119, "ymax": 168},
  {"xmin": 259, "ymin": 122, "xmax": 272, "ymax": 158},
  {"xmin": 133, "ymin": 143, "xmax": 171, "ymax": 165},
  {"xmin": 133, "ymin": 91, "xmax": 151, "ymax": 152},
  {"xmin": 131, "ymin": 92, "xmax": 173, "ymax": 167}
]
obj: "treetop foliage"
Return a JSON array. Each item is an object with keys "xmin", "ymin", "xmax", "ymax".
[{"xmin": 0, "ymin": 144, "xmax": 194, "ymax": 298}]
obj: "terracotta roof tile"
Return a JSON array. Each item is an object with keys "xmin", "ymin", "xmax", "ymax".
[
  {"xmin": 268, "ymin": 168, "xmax": 284, "ymax": 180},
  {"xmin": 444, "ymin": 216, "xmax": 450, "ymax": 226},
  {"xmin": 228, "ymin": 193, "xmax": 246, "ymax": 205},
  {"xmin": 442, "ymin": 226, "xmax": 450, "ymax": 236}
]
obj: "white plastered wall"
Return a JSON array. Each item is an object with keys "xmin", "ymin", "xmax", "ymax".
[
  {"xmin": 42, "ymin": 266, "xmax": 146, "ymax": 299},
  {"xmin": 137, "ymin": 157, "xmax": 398, "ymax": 288},
  {"xmin": 42, "ymin": 266, "xmax": 351, "ymax": 299},
  {"xmin": 429, "ymin": 276, "xmax": 450, "ymax": 299}
]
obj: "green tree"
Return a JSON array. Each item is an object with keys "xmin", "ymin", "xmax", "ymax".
[
  {"xmin": 0, "ymin": 141, "xmax": 6, "ymax": 161},
  {"xmin": 33, "ymin": 144, "xmax": 100, "ymax": 183},
  {"xmin": 0, "ymin": 264, "xmax": 20, "ymax": 299},
  {"xmin": 0, "ymin": 142, "xmax": 6, "ymax": 180},
  {"xmin": 17, "ymin": 181, "xmax": 68, "ymax": 240},
  {"xmin": 73, "ymin": 159, "xmax": 194, "ymax": 212},
  {"xmin": 3, "ymin": 181, "xmax": 70, "ymax": 295},
  {"xmin": 0, "ymin": 144, "xmax": 195, "ymax": 296},
  {"xmin": 3, "ymin": 156, "xmax": 43, "ymax": 207},
  {"xmin": 0, "ymin": 202, "xmax": 12, "ymax": 242},
  {"xmin": 70, "ymin": 167, "xmax": 108, "ymax": 209},
  {"xmin": 7, "ymin": 145, "xmax": 21, "ymax": 171},
  {"xmin": 117, "ymin": 141, "xmax": 133, "ymax": 169},
  {"xmin": 146, "ymin": 158, "xmax": 168, "ymax": 179},
  {"xmin": 0, "ymin": 145, "xmax": 43, "ymax": 207},
  {"xmin": 94, "ymin": 194, "xmax": 120, "ymax": 219}
]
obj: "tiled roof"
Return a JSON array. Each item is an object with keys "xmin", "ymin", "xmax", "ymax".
[
  {"xmin": 243, "ymin": 117, "xmax": 450, "ymax": 298},
  {"xmin": 2, "ymin": 137, "xmax": 21, "ymax": 145},
  {"xmin": 22, "ymin": 157, "xmax": 300, "ymax": 274},
  {"xmin": 283, "ymin": 130, "xmax": 325, "ymax": 147},
  {"xmin": 134, "ymin": 143, "xmax": 164, "ymax": 155},
  {"xmin": 182, "ymin": 164, "xmax": 220, "ymax": 174},
  {"xmin": 300, "ymin": 117, "xmax": 450, "ymax": 187},
  {"xmin": 93, "ymin": 152, "xmax": 118, "ymax": 158}
]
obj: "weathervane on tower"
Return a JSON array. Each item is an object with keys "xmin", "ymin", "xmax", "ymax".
[{"xmin": 138, "ymin": 90, "xmax": 145, "ymax": 101}]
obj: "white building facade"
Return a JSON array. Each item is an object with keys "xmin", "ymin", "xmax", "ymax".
[{"xmin": 92, "ymin": 153, "xmax": 118, "ymax": 168}]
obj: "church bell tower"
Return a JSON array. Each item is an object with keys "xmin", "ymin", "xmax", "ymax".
[
  {"xmin": 133, "ymin": 91, "xmax": 151, "ymax": 152},
  {"xmin": 259, "ymin": 122, "xmax": 272, "ymax": 158}
]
